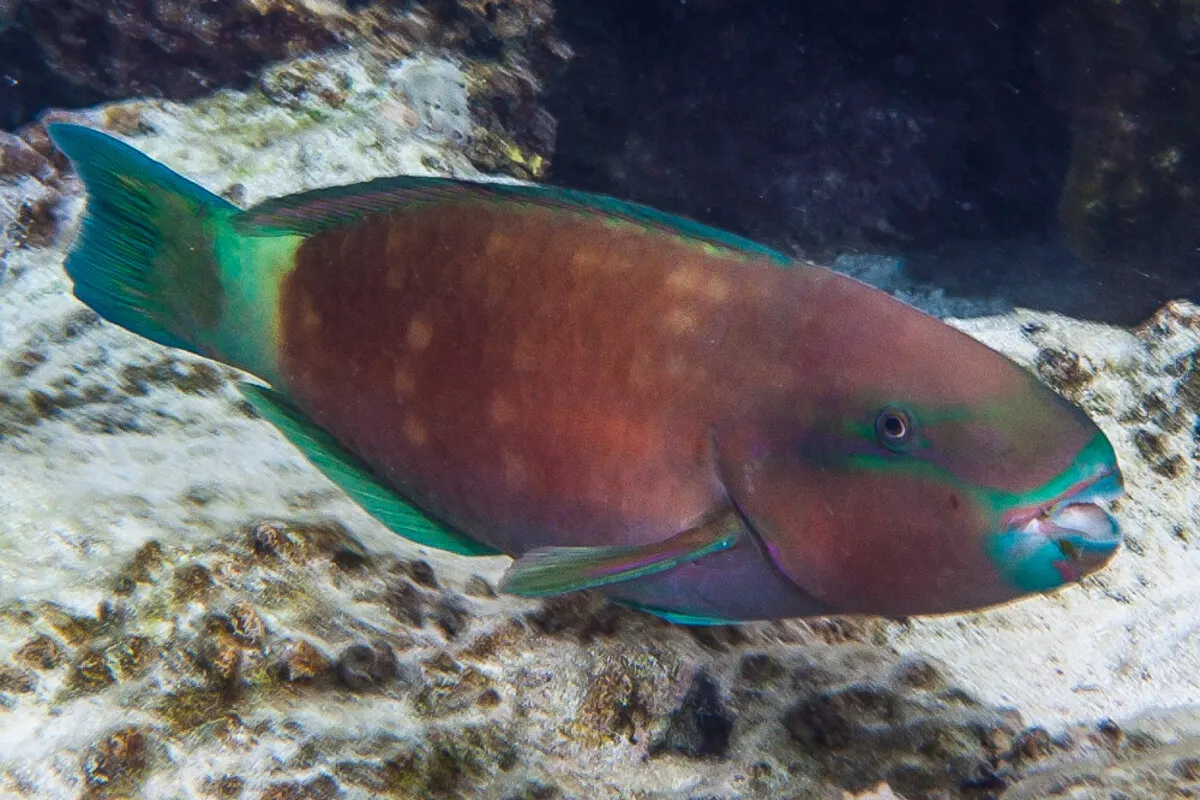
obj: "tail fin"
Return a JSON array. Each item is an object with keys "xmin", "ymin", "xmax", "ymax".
[{"xmin": 48, "ymin": 124, "xmax": 238, "ymax": 358}]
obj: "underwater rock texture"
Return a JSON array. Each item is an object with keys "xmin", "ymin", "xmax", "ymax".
[
  {"xmin": 1048, "ymin": 0, "xmax": 1200, "ymax": 305},
  {"xmin": 2, "ymin": 52, "xmax": 1200, "ymax": 800},
  {"xmin": 0, "ymin": 0, "xmax": 566, "ymax": 178}
]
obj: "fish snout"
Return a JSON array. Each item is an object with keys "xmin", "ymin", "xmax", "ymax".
[
  {"xmin": 1021, "ymin": 499, "xmax": 1122, "ymax": 580},
  {"xmin": 988, "ymin": 462, "xmax": 1124, "ymax": 591}
]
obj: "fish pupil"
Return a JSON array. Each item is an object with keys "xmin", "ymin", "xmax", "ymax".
[{"xmin": 874, "ymin": 407, "xmax": 914, "ymax": 451}]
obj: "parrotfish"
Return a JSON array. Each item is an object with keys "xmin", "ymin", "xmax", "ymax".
[{"xmin": 48, "ymin": 123, "xmax": 1124, "ymax": 624}]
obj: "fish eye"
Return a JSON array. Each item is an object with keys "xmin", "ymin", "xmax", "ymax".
[{"xmin": 874, "ymin": 407, "xmax": 915, "ymax": 452}]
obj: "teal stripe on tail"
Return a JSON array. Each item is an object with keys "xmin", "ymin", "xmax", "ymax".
[{"xmin": 48, "ymin": 124, "xmax": 238, "ymax": 357}]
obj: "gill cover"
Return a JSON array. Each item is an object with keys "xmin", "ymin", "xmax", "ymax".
[{"xmin": 716, "ymin": 416, "xmax": 1016, "ymax": 616}]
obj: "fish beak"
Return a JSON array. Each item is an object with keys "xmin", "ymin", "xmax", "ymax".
[
  {"xmin": 1002, "ymin": 466, "xmax": 1124, "ymax": 582},
  {"xmin": 1024, "ymin": 498, "xmax": 1122, "ymax": 580}
]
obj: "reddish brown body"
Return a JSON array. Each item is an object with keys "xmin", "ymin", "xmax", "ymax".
[
  {"xmin": 276, "ymin": 202, "xmax": 777, "ymax": 553},
  {"xmin": 273, "ymin": 199, "xmax": 1081, "ymax": 565}
]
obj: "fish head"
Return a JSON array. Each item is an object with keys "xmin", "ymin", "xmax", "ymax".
[{"xmin": 717, "ymin": 278, "xmax": 1124, "ymax": 616}]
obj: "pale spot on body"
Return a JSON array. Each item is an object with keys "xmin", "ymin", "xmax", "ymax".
[
  {"xmin": 394, "ymin": 366, "xmax": 416, "ymax": 396},
  {"xmin": 702, "ymin": 275, "xmax": 731, "ymax": 302},
  {"xmin": 407, "ymin": 315, "xmax": 433, "ymax": 350},
  {"xmin": 585, "ymin": 472, "xmax": 611, "ymax": 506},
  {"xmin": 386, "ymin": 264, "xmax": 408, "ymax": 291},
  {"xmin": 628, "ymin": 350, "xmax": 657, "ymax": 390},
  {"xmin": 490, "ymin": 394, "xmax": 518, "ymax": 426},
  {"xmin": 297, "ymin": 294, "xmax": 320, "ymax": 333},
  {"xmin": 385, "ymin": 219, "xmax": 408, "ymax": 277},
  {"xmin": 512, "ymin": 335, "xmax": 539, "ymax": 372},
  {"xmin": 570, "ymin": 248, "xmax": 603, "ymax": 275},
  {"xmin": 666, "ymin": 266, "xmax": 730, "ymax": 303},
  {"xmin": 666, "ymin": 266, "xmax": 705, "ymax": 294},
  {"xmin": 502, "ymin": 452, "xmax": 528, "ymax": 488},
  {"xmin": 665, "ymin": 353, "xmax": 687, "ymax": 377},
  {"xmin": 485, "ymin": 233, "xmax": 516, "ymax": 258},
  {"xmin": 482, "ymin": 269, "xmax": 511, "ymax": 311},
  {"xmin": 403, "ymin": 414, "xmax": 429, "ymax": 446},
  {"xmin": 664, "ymin": 307, "xmax": 699, "ymax": 335}
]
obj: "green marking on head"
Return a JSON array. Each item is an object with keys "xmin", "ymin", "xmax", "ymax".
[{"xmin": 835, "ymin": 398, "xmax": 1123, "ymax": 597}]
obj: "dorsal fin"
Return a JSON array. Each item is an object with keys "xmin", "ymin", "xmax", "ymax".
[{"xmin": 234, "ymin": 175, "xmax": 793, "ymax": 266}]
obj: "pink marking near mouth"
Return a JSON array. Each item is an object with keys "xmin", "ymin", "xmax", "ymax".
[{"xmin": 1052, "ymin": 560, "xmax": 1081, "ymax": 583}]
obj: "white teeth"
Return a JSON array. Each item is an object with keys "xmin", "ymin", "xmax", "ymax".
[
  {"xmin": 1017, "ymin": 501, "xmax": 1119, "ymax": 543},
  {"xmin": 1048, "ymin": 502, "xmax": 1119, "ymax": 542}
]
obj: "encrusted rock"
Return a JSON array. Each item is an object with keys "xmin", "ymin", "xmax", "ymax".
[
  {"xmin": 276, "ymin": 639, "xmax": 334, "ymax": 685},
  {"xmin": 651, "ymin": 672, "xmax": 734, "ymax": 759},
  {"xmin": 260, "ymin": 774, "xmax": 341, "ymax": 800},
  {"xmin": 0, "ymin": 130, "xmax": 54, "ymax": 180},
  {"xmin": 334, "ymin": 640, "xmax": 401, "ymax": 691},
  {"xmin": 0, "ymin": 662, "xmax": 36, "ymax": 694},
  {"xmin": 13, "ymin": 633, "xmax": 64, "ymax": 670},
  {"xmin": 782, "ymin": 655, "xmax": 1018, "ymax": 797},
  {"xmin": 106, "ymin": 634, "xmax": 156, "ymax": 680},
  {"xmin": 172, "ymin": 563, "xmax": 215, "ymax": 603},
  {"xmin": 65, "ymin": 648, "xmax": 116, "ymax": 695},
  {"xmin": 197, "ymin": 630, "xmax": 244, "ymax": 689},
  {"xmin": 228, "ymin": 601, "xmax": 268, "ymax": 648},
  {"xmin": 82, "ymin": 727, "xmax": 151, "ymax": 796},
  {"xmin": 413, "ymin": 652, "xmax": 495, "ymax": 717}
]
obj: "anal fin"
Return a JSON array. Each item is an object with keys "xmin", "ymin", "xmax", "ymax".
[
  {"xmin": 498, "ymin": 512, "xmax": 743, "ymax": 597},
  {"xmin": 238, "ymin": 383, "xmax": 500, "ymax": 557}
]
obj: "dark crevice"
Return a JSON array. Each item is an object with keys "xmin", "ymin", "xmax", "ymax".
[
  {"xmin": 0, "ymin": 26, "xmax": 107, "ymax": 130},
  {"xmin": 543, "ymin": 0, "xmax": 1197, "ymax": 322}
]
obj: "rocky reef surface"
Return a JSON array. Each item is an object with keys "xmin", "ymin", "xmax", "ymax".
[
  {"xmin": 0, "ymin": 0, "xmax": 566, "ymax": 180},
  {"xmin": 2, "ymin": 47, "xmax": 1200, "ymax": 800}
]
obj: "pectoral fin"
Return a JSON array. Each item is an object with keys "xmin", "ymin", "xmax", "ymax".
[
  {"xmin": 498, "ymin": 512, "xmax": 743, "ymax": 597},
  {"xmin": 238, "ymin": 383, "xmax": 500, "ymax": 557}
]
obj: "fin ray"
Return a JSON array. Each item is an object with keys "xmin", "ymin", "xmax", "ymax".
[
  {"xmin": 499, "ymin": 514, "xmax": 743, "ymax": 597},
  {"xmin": 609, "ymin": 599, "xmax": 741, "ymax": 626},
  {"xmin": 48, "ymin": 123, "xmax": 237, "ymax": 356}
]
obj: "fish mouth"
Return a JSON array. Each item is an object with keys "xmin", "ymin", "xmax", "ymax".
[{"xmin": 999, "ymin": 466, "xmax": 1124, "ymax": 582}]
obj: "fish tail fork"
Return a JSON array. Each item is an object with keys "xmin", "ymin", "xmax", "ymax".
[{"xmin": 49, "ymin": 124, "xmax": 240, "ymax": 361}]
